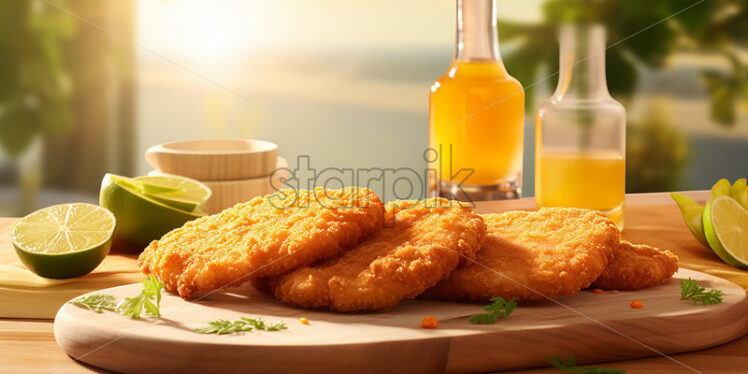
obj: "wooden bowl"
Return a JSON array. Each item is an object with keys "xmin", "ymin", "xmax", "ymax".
[
  {"xmin": 145, "ymin": 139, "xmax": 278, "ymax": 181},
  {"xmin": 149, "ymin": 157, "xmax": 290, "ymax": 214}
]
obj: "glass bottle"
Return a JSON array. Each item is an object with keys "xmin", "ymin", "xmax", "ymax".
[
  {"xmin": 535, "ymin": 24, "xmax": 626, "ymax": 228},
  {"xmin": 429, "ymin": 0, "xmax": 525, "ymax": 202}
]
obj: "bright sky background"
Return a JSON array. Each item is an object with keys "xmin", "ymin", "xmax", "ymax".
[{"xmin": 137, "ymin": 0, "xmax": 544, "ymax": 60}]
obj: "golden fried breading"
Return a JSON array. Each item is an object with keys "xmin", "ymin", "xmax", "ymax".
[
  {"xmin": 423, "ymin": 208, "xmax": 619, "ymax": 301},
  {"xmin": 138, "ymin": 187, "xmax": 384, "ymax": 299},
  {"xmin": 268, "ymin": 198, "xmax": 487, "ymax": 312},
  {"xmin": 592, "ymin": 240, "xmax": 679, "ymax": 290}
]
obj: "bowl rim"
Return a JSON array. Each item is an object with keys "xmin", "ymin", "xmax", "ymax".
[
  {"xmin": 149, "ymin": 138, "xmax": 278, "ymax": 156},
  {"xmin": 147, "ymin": 157, "xmax": 289, "ymax": 184}
]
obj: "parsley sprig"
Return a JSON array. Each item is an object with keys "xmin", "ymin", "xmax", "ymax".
[
  {"xmin": 117, "ymin": 274, "xmax": 165, "ymax": 318},
  {"xmin": 469, "ymin": 297, "xmax": 517, "ymax": 324},
  {"xmin": 71, "ymin": 274, "xmax": 165, "ymax": 319},
  {"xmin": 71, "ymin": 294, "xmax": 117, "ymax": 313},
  {"xmin": 547, "ymin": 355, "xmax": 625, "ymax": 374},
  {"xmin": 195, "ymin": 317, "xmax": 288, "ymax": 335},
  {"xmin": 680, "ymin": 278, "xmax": 723, "ymax": 305}
]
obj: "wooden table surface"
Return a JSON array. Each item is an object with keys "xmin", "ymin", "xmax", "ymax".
[{"xmin": 3, "ymin": 190, "xmax": 748, "ymax": 374}]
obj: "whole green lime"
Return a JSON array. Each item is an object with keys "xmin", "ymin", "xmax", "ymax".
[{"xmin": 99, "ymin": 174, "xmax": 206, "ymax": 248}]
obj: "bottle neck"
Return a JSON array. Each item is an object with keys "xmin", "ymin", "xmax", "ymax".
[
  {"xmin": 454, "ymin": 0, "xmax": 500, "ymax": 62},
  {"xmin": 554, "ymin": 24, "xmax": 609, "ymax": 99}
]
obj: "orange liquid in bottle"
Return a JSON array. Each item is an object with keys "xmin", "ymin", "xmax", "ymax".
[
  {"xmin": 429, "ymin": 60, "xmax": 525, "ymax": 186},
  {"xmin": 536, "ymin": 150, "xmax": 625, "ymax": 227}
]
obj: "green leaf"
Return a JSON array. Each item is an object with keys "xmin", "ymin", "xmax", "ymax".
[
  {"xmin": 194, "ymin": 317, "xmax": 288, "ymax": 335},
  {"xmin": 547, "ymin": 355, "xmax": 626, "ymax": 373},
  {"xmin": 117, "ymin": 296, "xmax": 145, "ymax": 319},
  {"xmin": 469, "ymin": 297, "xmax": 517, "ymax": 324},
  {"xmin": 265, "ymin": 321, "xmax": 288, "ymax": 332},
  {"xmin": 71, "ymin": 294, "xmax": 117, "ymax": 313},
  {"xmin": 680, "ymin": 278, "xmax": 723, "ymax": 305},
  {"xmin": 144, "ymin": 299, "xmax": 160, "ymax": 317},
  {"xmin": 116, "ymin": 275, "xmax": 164, "ymax": 319},
  {"xmin": 468, "ymin": 313, "xmax": 496, "ymax": 325}
]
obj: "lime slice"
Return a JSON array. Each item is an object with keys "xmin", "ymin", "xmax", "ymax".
[
  {"xmin": 144, "ymin": 195, "xmax": 199, "ymax": 212},
  {"xmin": 734, "ymin": 188, "xmax": 748, "ymax": 212},
  {"xmin": 703, "ymin": 196, "xmax": 748, "ymax": 269},
  {"xmin": 100, "ymin": 174, "xmax": 206, "ymax": 248},
  {"xmin": 671, "ymin": 193, "xmax": 709, "ymax": 248},
  {"xmin": 141, "ymin": 183, "xmax": 181, "ymax": 194},
  {"xmin": 730, "ymin": 178, "xmax": 746, "ymax": 197},
  {"xmin": 134, "ymin": 175, "xmax": 211, "ymax": 212},
  {"xmin": 10, "ymin": 203, "xmax": 115, "ymax": 279},
  {"xmin": 711, "ymin": 178, "xmax": 732, "ymax": 198},
  {"xmin": 730, "ymin": 178, "xmax": 748, "ymax": 211}
]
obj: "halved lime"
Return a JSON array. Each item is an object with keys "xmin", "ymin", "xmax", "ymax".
[
  {"xmin": 134, "ymin": 175, "xmax": 211, "ymax": 212},
  {"xmin": 100, "ymin": 174, "xmax": 206, "ymax": 248},
  {"xmin": 671, "ymin": 193, "xmax": 709, "ymax": 248},
  {"xmin": 703, "ymin": 196, "xmax": 748, "ymax": 269},
  {"xmin": 10, "ymin": 203, "xmax": 115, "ymax": 279}
]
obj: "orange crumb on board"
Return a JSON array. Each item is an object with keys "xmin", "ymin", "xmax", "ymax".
[
  {"xmin": 631, "ymin": 300, "xmax": 643, "ymax": 309},
  {"xmin": 421, "ymin": 316, "xmax": 438, "ymax": 329},
  {"xmin": 300, "ymin": 318, "xmax": 310, "ymax": 325},
  {"xmin": 592, "ymin": 288, "xmax": 603, "ymax": 294}
]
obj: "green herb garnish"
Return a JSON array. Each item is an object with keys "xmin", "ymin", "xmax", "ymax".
[
  {"xmin": 547, "ymin": 355, "xmax": 625, "ymax": 374},
  {"xmin": 71, "ymin": 294, "xmax": 117, "ymax": 313},
  {"xmin": 469, "ymin": 297, "xmax": 517, "ymax": 324},
  {"xmin": 680, "ymin": 278, "xmax": 723, "ymax": 305},
  {"xmin": 194, "ymin": 317, "xmax": 288, "ymax": 335},
  {"xmin": 116, "ymin": 274, "xmax": 165, "ymax": 319}
]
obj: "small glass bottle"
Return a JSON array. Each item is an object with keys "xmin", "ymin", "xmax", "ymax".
[
  {"xmin": 429, "ymin": 0, "xmax": 525, "ymax": 202},
  {"xmin": 535, "ymin": 24, "xmax": 626, "ymax": 228}
]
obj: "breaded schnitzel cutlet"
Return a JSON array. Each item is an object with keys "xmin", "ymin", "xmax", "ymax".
[
  {"xmin": 592, "ymin": 240, "xmax": 679, "ymax": 290},
  {"xmin": 138, "ymin": 187, "xmax": 384, "ymax": 299},
  {"xmin": 422, "ymin": 208, "xmax": 620, "ymax": 301},
  {"xmin": 268, "ymin": 198, "xmax": 487, "ymax": 312}
]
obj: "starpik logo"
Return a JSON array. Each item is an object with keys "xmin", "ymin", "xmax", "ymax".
[{"xmin": 266, "ymin": 145, "xmax": 475, "ymax": 208}]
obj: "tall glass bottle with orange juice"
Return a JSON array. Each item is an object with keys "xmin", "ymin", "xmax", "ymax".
[
  {"xmin": 429, "ymin": 0, "xmax": 524, "ymax": 201},
  {"xmin": 535, "ymin": 24, "xmax": 626, "ymax": 228}
]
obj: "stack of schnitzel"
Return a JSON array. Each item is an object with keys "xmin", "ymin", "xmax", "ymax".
[{"xmin": 138, "ymin": 187, "xmax": 679, "ymax": 311}]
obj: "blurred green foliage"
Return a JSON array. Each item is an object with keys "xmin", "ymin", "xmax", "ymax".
[
  {"xmin": 0, "ymin": 0, "xmax": 76, "ymax": 158},
  {"xmin": 626, "ymin": 101, "xmax": 690, "ymax": 193},
  {"xmin": 500, "ymin": 0, "xmax": 748, "ymax": 127}
]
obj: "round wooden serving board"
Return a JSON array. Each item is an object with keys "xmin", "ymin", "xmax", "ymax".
[{"xmin": 55, "ymin": 269, "xmax": 748, "ymax": 373}]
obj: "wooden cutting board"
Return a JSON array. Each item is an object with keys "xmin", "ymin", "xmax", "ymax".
[
  {"xmin": 0, "ymin": 218, "xmax": 144, "ymax": 319},
  {"xmin": 55, "ymin": 268, "xmax": 748, "ymax": 373}
]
